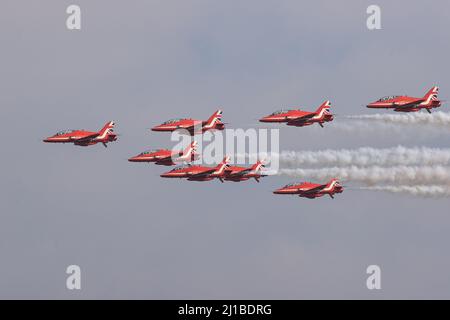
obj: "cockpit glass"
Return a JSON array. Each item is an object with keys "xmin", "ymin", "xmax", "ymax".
[
  {"xmin": 55, "ymin": 130, "xmax": 75, "ymax": 136},
  {"xmin": 171, "ymin": 164, "xmax": 191, "ymax": 171},
  {"xmin": 284, "ymin": 182, "xmax": 298, "ymax": 187},
  {"xmin": 162, "ymin": 119, "xmax": 183, "ymax": 124},
  {"xmin": 377, "ymin": 95, "xmax": 400, "ymax": 102},
  {"xmin": 271, "ymin": 110, "xmax": 290, "ymax": 115},
  {"xmin": 141, "ymin": 149, "xmax": 160, "ymax": 155}
]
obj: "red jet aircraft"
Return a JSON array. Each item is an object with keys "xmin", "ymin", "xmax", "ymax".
[
  {"xmin": 128, "ymin": 141, "xmax": 199, "ymax": 165},
  {"xmin": 152, "ymin": 110, "xmax": 225, "ymax": 135},
  {"xmin": 273, "ymin": 178, "xmax": 343, "ymax": 199},
  {"xmin": 160, "ymin": 156, "xmax": 230, "ymax": 181},
  {"xmin": 366, "ymin": 86, "xmax": 441, "ymax": 113},
  {"xmin": 223, "ymin": 160, "xmax": 267, "ymax": 182},
  {"xmin": 259, "ymin": 101, "xmax": 333, "ymax": 128},
  {"xmin": 43, "ymin": 121, "xmax": 117, "ymax": 147}
]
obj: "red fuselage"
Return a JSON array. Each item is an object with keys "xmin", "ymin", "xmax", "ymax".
[
  {"xmin": 367, "ymin": 87, "xmax": 441, "ymax": 112},
  {"xmin": 367, "ymin": 96, "xmax": 441, "ymax": 112},
  {"xmin": 273, "ymin": 180, "xmax": 343, "ymax": 199},
  {"xmin": 152, "ymin": 110, "xmax": 225, "ymax": 135},
  {"xmin": 152, "ymin": 120, "xmax": 225, "ymax": 134},
  {"xmin": 260, "ymin": 108, "xmax": 333, "ymax": 127},
  {"xmin": 223, "ymin": 165, "xmax": 267, "ymax": 182},
  {"xmin": 43, "ymin": 130, "xmax": 117, "ymax": 146},
  {"xmin": 128, "ymin": 149, "xmax": 199, "ymax": 165},
  {"xmin": 160, "ymin": 164, "xmax": 227, "ymax": 181}
]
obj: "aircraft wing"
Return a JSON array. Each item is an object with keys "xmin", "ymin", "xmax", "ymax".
[
  {"xmin": 227, "ymin": 169, "xmax": 252, "ymax": 177},
  {"xmin": 155, "ymin": 154, "xmax": 173, "ymax": 162},
  {"xmin": 71, "ymin": 133, "xmax": 99, "ymax": 142},
  {"xmin": 180, "ymin": 121, "xmax": 203, "ymax": 133},
  {"xmin": 392, "ymin": 98, "xmax": 425, "ymax": 108},
  {"xmin": 298, "ymin": 184, "xmax": 327, "ymax": 194},
  {"xmin": 154, "ymin": 155, "xmax": 174, "ymax": 165},
  {"xmin": 286, "ymin": 112, "xmax": 316, "ymax": 123},
  {"xmin": 189, "ymin": 168, "xmax": 217, "ymax": 178}
]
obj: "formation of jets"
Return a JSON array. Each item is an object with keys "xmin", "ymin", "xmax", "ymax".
[
  {"xmin": 43, "ymin": 86, "xmax": 443, "ymax": 199},
  {"xmin": 160, "ymin": 157, "xmax": 267, "ymax": 183}
]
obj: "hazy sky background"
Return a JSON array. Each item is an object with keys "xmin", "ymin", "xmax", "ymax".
[{"xmin": 1, "ymin": 0, "xmax": 450, "ymax": 299}]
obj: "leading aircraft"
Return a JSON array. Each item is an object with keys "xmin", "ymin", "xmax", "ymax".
[
  {"xmin": 43, "ymin": 121, "xmax": 117, "ymax": 147},
  {"xmin": 152, "ymin": 110, "xmax": 225, "ymax": 135},
  {"xmin": 160, "ymin": 156, "xmax": 230, "ymax": 181},
  {"xmin": 128, "ymin": 141, "xmax": 199, "ymax": 165},
  {"xmin": 273, "ymin": 178, "xmax": 343, "ymax": 199},
  {"xmin": 259, "ymin": 100, "xmax": 333, "ymax": 128},
  {"xmin": 223, "ymin": 160, "xmax": 267, "ymax": 182},
  {"xmin": 366, "ymin": 86, "xmax": 441, "ymax": 113}
]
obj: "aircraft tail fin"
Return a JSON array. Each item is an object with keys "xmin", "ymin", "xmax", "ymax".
[
  {"xmin": 204, "ymin": 109, "xmax": 223, "ymax": 128},
  {"xmin": 423, "ymin": 86, "xmax": 439, "ymax": 104},
  {"xmin": 315, "ymin": 100, "xmax": 331, "ymax": 114},
  {"xmin": 250, "ymin": 159, "xmax": 265, "ymax": 172},
  {"xmin": 179, "ymin": 141, "xmax": 198, "ymax": 161},
  {"xmin": 215, "ymin": 155, "xmax": 230, "ymax": 174},
  {"xmin": 324, "ymin": 178, "xmax": 339, "ymax": 191},
  {"xmin": 98, "ymin": 121, "xmax": 115, "ymax": 139}
]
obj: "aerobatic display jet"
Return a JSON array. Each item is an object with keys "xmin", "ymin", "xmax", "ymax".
[
  {"xmin": 151, "ymin": 110, "xmax": 224, "ymax": 135},
  {"xmin": 43, "ymin": 121, "xmax": 117, "ymax": 147},
  {"xmin": 223, "ymin": 160, "xmax": 267, "ymax": 182},
  {"xmin": 259, "ymin": 101, "xmax": 333, "ymax": 127},
  {"xmin": 273, "ymin": 178, "xmax": 343, "ymax": 199},
  {"xmin": 366, "ymin": 86, "xmax": 441, "ymax": 113},
  {"xmin": 128, "ymin": 141, "xmax": 199, "ymax": 165},
  {"xmin": 160, "ymin": 156, "xmax": 230, "ymax": 181}
]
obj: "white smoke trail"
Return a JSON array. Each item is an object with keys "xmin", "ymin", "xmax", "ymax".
[
  {"xmin": 276, "ymin": 146, "xmax": 450, "ymax": 168},
  {"xmin": 278, "ymin": 165, "xmax": 450, "ymax": 185},
  {"xmin": 359, "ymin": 185, "xmax": 450, "ymax": 198},
  {"xmin": 346, "ymin": 111, "xmax": 450, "ymax": 127}
]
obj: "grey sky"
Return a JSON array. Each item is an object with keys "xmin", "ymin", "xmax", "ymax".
[{"xmin": 1, "ymin": 0, "xmax": 450, "ymax": 299}]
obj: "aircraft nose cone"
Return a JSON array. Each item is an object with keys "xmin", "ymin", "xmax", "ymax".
[
  {"xmin": 151, "ymin": 125, "xmax": 164, "ymax": 132},
  {"xmin": 128, "ymin": 156, "xmax": 139, "ymax": 162},
  {"xmin": 259, "ymin": 117, "xmax": 270, "ymax": 123},
  {"xmin": 43, "ymin": 137, "xmax": 52, "ymax": 143},
  {"xmin": 160, "ymin": 172, "xmax": 171, "ymax": 178},
  {"xmin": 273, "ymin": 188, "xmax": 284, "ymax": 194}
]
